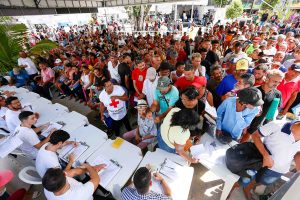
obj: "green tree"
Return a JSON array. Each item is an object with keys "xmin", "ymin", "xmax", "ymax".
[
  {"xmin": 260, "ymin": 0, "xmax": 279, "ymax": 10},
  {"xmin": 213, "ymin": 0, "xmax": 231, "ymax": 7},
  {"xmin": 225, "ymin": 0, "xmax": 244, "ymax": 19},
  {"xmin": 125, "ymin": 5, "xmax": 151, "ymax": 31}
]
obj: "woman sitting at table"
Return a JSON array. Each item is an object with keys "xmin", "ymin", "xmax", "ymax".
[{"xmin": 158, "ymin": 108, "xmax": 200, "ymax": 164}]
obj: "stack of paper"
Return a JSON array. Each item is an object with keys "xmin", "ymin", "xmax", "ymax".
[
  {"xmin": 89, "ymin": 154, "xmax": 122, "ymax": 188},
  {"xmin": 41, "ymin": 122, "xmax": 63, "ymax": 137},
  {"xmin": 0, "ymin": 136, "xmax": 23, "ymax": 158},
  {"xmin": 190, "ymin": 142, "xmax": 226, "ymax": 166}
]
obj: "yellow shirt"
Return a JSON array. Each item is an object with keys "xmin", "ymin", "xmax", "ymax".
[{"xmin": 160, "ymin": 107, "xmax": 190, "ymax": 148}]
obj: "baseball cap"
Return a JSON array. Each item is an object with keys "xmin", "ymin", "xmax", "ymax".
[
  {"xmin": 0, "ymin": 170, "xmax": 14, "ymax": 188},
  {"xmin": 54, "ymin": 58, "xmax": 62, "ymax": 64},
  {"xmin": 192, "ymin": 76, "xmax": 207, "ymax": 88},
  {"xmin": 253, "ymin": 37, "xmax": 261, "ymax": 42},
  {"xmin": 157, "ymin": 76, "xmax": 171, "ymax": 90},
  {"xmin": 236, "ymin": 58, "xmax": 249, "ymax": 71},
  {"xmin": 291, "ymin": 63, "xmax": 300, "ymax": 72},
  {"xmin": 146, "ymin": 67, "xmax": 157, "ymax": 80},
  {"xmin": 237, "ymin": 35, "xmax": 246, "ymax": 41},
  {"xmin": 135, "ymin": 99, "xmax": 148, "ymax": 109},
  {"xmin": 237, "ymin": 87, "xmax": 264, "ymax": 107}
]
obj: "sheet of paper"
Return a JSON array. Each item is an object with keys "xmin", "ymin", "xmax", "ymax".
[
  {"xmin": 62, "ymin": 144, "xmax": 88, "ymax": 161},
  {"xmin": 0, "ymin": 136, "xmax": 23, "ymax": 158},
  {"xmin": 150, "ymin": 178, "xmax": 164, "ymax": 194},
  {"xmin": 59, "ymin": 144, "xmax": 74, "ymax": 157},
  {"xmin": 205, "ymin": 101, "xmax": 217, "ymax": 118},
  {"xmin": 41, "ymin": 122, "xmax": 63, "ymax": 137},
  {"xmin": 89, "ymin": 154, "xmax": 122, "ymax": 188},
  {"xmin": 159, "ymin": 159, "xmax": 183, "ymax": 181}
]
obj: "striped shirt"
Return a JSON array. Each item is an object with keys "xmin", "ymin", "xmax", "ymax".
[{"xmin": 121, "ymin": 187, "xmax": 172, "ymax": 200}]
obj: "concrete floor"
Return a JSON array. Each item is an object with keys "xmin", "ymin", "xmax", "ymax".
[{"xmin": 1, "ymin": 91, "xmax": 259, "ymax": 200}]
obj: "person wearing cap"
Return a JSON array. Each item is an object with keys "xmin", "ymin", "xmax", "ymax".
[
  {"xmin": 53, "ymin": 58, "xmax": 64, "ymax": 72},
  {"xmin": 151, "ymin": 76, "xmax": 179, "ymax": 123},
  {"xmin": 283, "ymin": 46, "xmax": 300, "ymax": 69},
  {"xmin": 240, "ymin": 69, "xmax": 284, "ymax": 143},
  {"xmin": 0, "ymin": 169, "xmax": 27, "ymax": 200},
  {"xmin": 8, "ymin": 67, "xmax": 29, "ymax": 88},
  {"xmin": 122, "ymin": 100, "xmax": 157, "ymax": 150},
  {"xmin": 142, "ymin": 67, "xmax": 158, "ymax": 107},
  {"xmin": 241, "ymin": 121, "xmax": 300, "ymax": 199},
  {"xmin": 175, "ymin": 64, "xmax": 207, "ymax": 92},
  {"xmin": 121, "ymin": 167, "xmax": 172, "ymax": 200},
  {"xmin": 216, "ymin": 87, "xmax": 263, "ymax": 141},
  {"xmin": 13, "ymin": 111, "xmax": 55, "ymax": 159},
  {"xmin": 17, "ymin": 51, "xmax": 38, "ymax": 80},
  {"xmin": 107, "ymin": 52, "xmax": 121, "ymax": 84},
  {"xmin": 277, "ymin": 64, "xmax": 300, "ymax": 118},
  {"xmin": 216, "ymin": 58, "xmax": 249, "ymax": 98},
  {"xmin": 263, "ymin": 37, "xmax": 277, "ymax": 56},
  {"xmin": 99, "ymin": 79, "xmax": 132, "ymax": 137},
  {"xmin": 132, "ymin": 58, "xmax": 147, "ymax": 101}
]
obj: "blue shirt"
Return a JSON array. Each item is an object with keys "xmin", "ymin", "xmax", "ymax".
[
  {"xmin": 216, "ymin": 97, "xmax": 259, "ymax": 139},
  {"xmin": 215, "ymin": 74, "xmax": 237, "ymax": 96},
  {"xmin": 9, "ymin": 70, "xmax": 29, "ymax": 87},
  {"xmin": 154, "ymin": 86, "xmax": 179, "ymax": 114}
]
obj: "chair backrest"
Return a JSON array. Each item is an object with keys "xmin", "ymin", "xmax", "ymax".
[{"xmin": 18, "ymin": 166, "xmax": 42, "ymax": 185}]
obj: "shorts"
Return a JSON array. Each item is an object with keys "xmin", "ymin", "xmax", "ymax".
[{"xmin": 239, "ymin": 168, "xmax": 282, "ymax": 187}]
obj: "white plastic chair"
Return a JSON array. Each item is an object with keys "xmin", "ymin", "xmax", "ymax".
[{"xmin": 18, "ymin": 166, "xmax": 42, "ymax": 185}]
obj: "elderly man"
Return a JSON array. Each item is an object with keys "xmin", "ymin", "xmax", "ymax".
[{"xmin": 17, "ymin": 51, "xmax": 38, "ymax": 79}]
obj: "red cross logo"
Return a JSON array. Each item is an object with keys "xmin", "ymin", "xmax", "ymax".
[{"xmin": 109, "ymin": 99, "xmax": 119, "ymax": 108}]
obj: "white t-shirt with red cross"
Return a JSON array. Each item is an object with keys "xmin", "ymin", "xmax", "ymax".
[{"xmin": 99, "ymin": 85, "xmax": 127, "ymax": 121}]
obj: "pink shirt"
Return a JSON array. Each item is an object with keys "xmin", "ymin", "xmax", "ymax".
[{"xmin": 41, "ymin": 67, "xmax": 55, "ymax": 83}]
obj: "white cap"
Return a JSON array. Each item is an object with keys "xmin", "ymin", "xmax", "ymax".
[{"xmin": 55, "ymin": 58, "xmax": 62, "ymax": 64}]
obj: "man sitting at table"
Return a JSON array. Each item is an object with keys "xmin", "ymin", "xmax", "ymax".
[
  {"xmin": 5, "ymin": 96, "xmax": 39, "ymax": 133},
  {"xmin": 121, "ymin": 167, "xmax": 172, "ymax": 200},
  {"xmin": 36, "ymin": 130, "xmax": 78, "ymax": 177},
  {"xmin": 13, "ymin": 111, "xmax": 54, "ymax": 159},
  {"xmin": 42, "ymin": 164, "xmax": 107, "ymax": 200},
  {"xmin": 216, "ymin": 87, "xmax": 263, "ymax": 143}
]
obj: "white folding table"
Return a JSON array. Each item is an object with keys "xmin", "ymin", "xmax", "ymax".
[
  {"xmin": 34, "ymin": 103, "xmax": 69, "ymax": 127},
  {"xmin": 86, "ymin": 138, "xmax": 143, "ymax": 200},
  {"xmin": 15, "ymin": 92, "xmax": 40, "ymax": 104},
  {"xmin": 199, "ymin": 133, "xmax": 240, "ymax": 200},
  {"xmin": 67, "ymin": 125, "xmax": 108, "ymax": 166},
  {"xmin": 54, "ymin": 111, "xmax": 89, "ymax": 133},
  {"xmin": 138, "ymin": 148, "xmax": 194, "ymax": 200}
]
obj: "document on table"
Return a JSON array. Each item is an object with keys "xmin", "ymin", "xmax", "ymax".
[
  {"xmin": 89, "ymin": 154, "xmax": 122, "ymax": 188},
  {"xmin": 190, "ymin": 142, "xmax": 226, "ymax": 165},
  {"xmin": 159, "ymin": 158, "xmax": 184, "ymax": 181},
  {"xmin": 60, "ymin": 143, "xmax": 89, "ymax": 162},
  {"xmin": 41, "ymin": 122, "xmax": 63, "ymax": 137},
  {"xmin": 0, "ymin": 135, "xmax": 23, "ymax": 158}
]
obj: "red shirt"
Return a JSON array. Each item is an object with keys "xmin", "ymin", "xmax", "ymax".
[
  {"xmin": 277, "ymin": 78, "xmax": 299, "ymax": 108},
  {"xmin": 175, "ymin": 76, "xmax": 207, "ymax": 91},
  {"xmin": 254, "ymin": 79, "xmax": 265, "ymax": 87},
  {"xmin": 177, "ymin": 50, "xmax": 187, "ymax": 62},
  {"xmin": 132, "ymin": 68, "xmax": 147, "ymax": 96}
]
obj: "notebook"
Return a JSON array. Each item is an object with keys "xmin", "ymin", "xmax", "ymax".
[
  {"xmin": 41, "ymin": 122, "xmax": 63, "ymax": 137},
  {"xmin": 89, "ymin": 154, "xmax": 122, "ymax": 188},
  {"xmin": 60, "ymin": 142, "xmax": 89, "ymax": 162}
]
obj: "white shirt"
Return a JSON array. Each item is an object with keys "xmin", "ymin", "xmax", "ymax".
[
  {"xmin": 142, "ymin": 77, "xmax": 158, "ymax": 107},
  {"xmin": 15, "ymin": 125, "xmax": 40, "ymax": 159},
  {"xmin": 259, "ymin": 121, "xmax": 300, "ymax": 173},
  {"xmin": 36, "ymin": 143, "xmax": 61, "ymax": 177},
  {"xmin": 5, "ymin": 105, "xmax": 32, "ymax": 133},
  {"xmin": 44, "ymin": 177, "xmax": 94, "ymax": 200},
  {"xmin": 99, "ymin": 85, "xmax": 127, "ymax": 120},
  {"xmin": 107, "ymin": 61, "xmax": 121, "ymax": 84},
  {"xmin": 194, "ymin": 66, "xmax": 206, "ymax": 77},
  {"xmin": 17, "ymin": 57, "xmax": 38, "ymax": 75}
]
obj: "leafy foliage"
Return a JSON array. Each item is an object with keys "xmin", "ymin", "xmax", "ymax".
[
  {"xmin": 213, "ymin": 0, "xmax": 231, "ymax": 7},
  {"xmin": 29, "ymin": 40, "xmax": 58, "ymax": 56},
  {"xmin": 225, "ymin": 0, "xmax": 244, "ymax": 19},
  {"xmin": 260, "ymin": 0, "xmax": 279, "ymax": 10},
  {"xmin": 125, "ymin": 5, "xmax": 151, "ymax": 31}
]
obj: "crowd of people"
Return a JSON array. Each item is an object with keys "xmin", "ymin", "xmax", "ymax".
[{"xmin": 1, "ymin": 13, "xmax": 300, "ymax": 200}]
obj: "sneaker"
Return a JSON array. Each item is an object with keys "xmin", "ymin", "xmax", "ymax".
[
  {"xmin": 57, "ymin": 93, "xmax": 63, "ymax": 97},
  {"xmin": 60, "ymin": 95, "xmax": 67, "ymax": 99}
]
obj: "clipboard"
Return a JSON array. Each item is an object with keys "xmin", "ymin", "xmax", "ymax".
[{"xmin": 60, "ymin": 142, "xmax": 89, "ymax": 162}]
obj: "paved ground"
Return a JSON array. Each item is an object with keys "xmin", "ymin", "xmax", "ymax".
[{"xmin": 1, "ymin": 91, "xmax": 265, "ymax": 200}]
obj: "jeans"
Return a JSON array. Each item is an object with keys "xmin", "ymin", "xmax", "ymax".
[{"xmin": 157, "ymin": 130, "xmax": 176, "ymax": 154}]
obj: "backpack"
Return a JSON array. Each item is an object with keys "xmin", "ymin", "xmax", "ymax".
[{"xmin": 225, "ymin": 142, "xmax": 263, "ymax": 178}]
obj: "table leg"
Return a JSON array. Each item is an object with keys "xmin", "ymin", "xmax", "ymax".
[{"xmin": 220, "ymin": 178, "xmax": 236, "ymax": 200}]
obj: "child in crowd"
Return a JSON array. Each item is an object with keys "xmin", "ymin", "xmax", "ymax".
[{"xmin": 123, "ymin": 100, "xmax": 157, "ymax": 151}]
